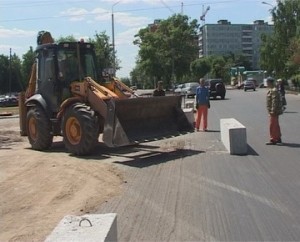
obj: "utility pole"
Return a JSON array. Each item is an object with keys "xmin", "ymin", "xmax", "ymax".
[
  {"xmin": 181, "ymin": 2, "xmax": 183, "ymax": 14},
  {"xmin": 9, "ymin": 48, "xmax": 12, "ymax": 96},
  {"xmin": 111, "ymin": 1, "xmax": 121, "ymax": 76}
]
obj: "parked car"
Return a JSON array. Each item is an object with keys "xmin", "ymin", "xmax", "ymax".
[
  {"xmin": 206, "ymin": 79, "xmax": 226, "ymax": 99},
  {"xmin": 246, "ymin": 77, "xmax": 257, "ymax": 86},
  {"xmin": 174, "ymin": 82, "xmax": 199, "ymax": 97},
  {"xmin": 174, "ymin": 84, "xmax": 184, "ymax": 95},
  {"xmin": 244, "ymin": 80, "xmax": 256, "ymax": 91},
  {"xmin": 181, "ymin": 82, "xmax": 199, "ymax": 98},
  {"xmin": 0, "ymin": 95, "xmax": 18, "ymax": 107}
]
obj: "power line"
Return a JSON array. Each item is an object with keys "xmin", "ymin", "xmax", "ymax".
[
  {"xmin": 0, "ymin": 0, "xmax": 260, "ymax": 23},
  {"xmin": 160, "ymin": 0, "xmax": 175, "ymax": 14},
  {"xmin": 0, "ymin": 0, "xmax": 91, "ymax": 7}
]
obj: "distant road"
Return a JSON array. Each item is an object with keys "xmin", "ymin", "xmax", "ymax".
[{"xmin": 97, "ymin": 88, "xmax": 300, "ymax": 241}]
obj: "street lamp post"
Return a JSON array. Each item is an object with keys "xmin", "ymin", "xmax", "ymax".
[
  {"xmin": 111, "ymin": 1, "xmax": 121, "ymax": 76},
  {"xmin": 262, "ymin": 1, "xmax": 275, "ymax": 9}
]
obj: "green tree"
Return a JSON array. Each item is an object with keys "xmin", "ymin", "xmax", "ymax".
[
  {"xmin": 0, "ymin": 55, "xmax": 9, "ymax": 94},
  {"xmin": 0, "ymin": 54, "xmax": 22, "ymax": 94},
  {"xmin": 224, "ymin": 52, "xmax": 252, "ymax": 71},
  {"xmin": 260, "ymin": 0, "xmax": 300, "ymax": 78},
  {"xmin": 130, "ymin": 64, "xmax": 151, "ymax": 89},
  {"xmin": 89, "ymin": 32, "xmax": 115, "ymax": 78},
  {"xmin": 134, "ymin": 14, "xmax": 199, "ymax": 87},
  {"xmin": 210, "ymin": 56, "xmax": 226, "ymax": 79},
  {"xmin": 11, "ymin": 54, "xmax": 23, "ymax": 92},
  {"xmin": 21, "ymin": 46, "xmax": 35, "ymax": 90},
  {"xmin": 56, "ymin": 35, "xmax": 76, "ymax": 42},
  {"xmin": 190, "ymin": 57, "xmax": 211, "ymax": 78}
]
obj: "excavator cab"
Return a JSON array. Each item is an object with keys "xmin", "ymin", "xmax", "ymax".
[{"xmin": 20, "ymin": 36, "xmax": 193, "ymax": 155}]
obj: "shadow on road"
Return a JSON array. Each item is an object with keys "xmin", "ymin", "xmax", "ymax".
[
  {"xmin": 205, "ymin": 129, "xmax": 220, "ymax": 133},
  {"xmin": 247, "ymin": 144, "xmax": 259, "ymax": 156},
  {"xmin": 279, "ymin": 142, "xmax": 300, "ymax": 148},
  {"xmin": 25, "ymin": 141, "xmax": 203, "ymax": 165},
  {"xmin": 113, "ymin": 148, "xmax": 203, "ymax": 168},
  {"xmin": 283, "ymin": 111, "xmax": 298, "ymax": 114}
]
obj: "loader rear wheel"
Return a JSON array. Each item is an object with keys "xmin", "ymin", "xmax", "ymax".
[
  {"xmin": 26, "ymin": 105, "xmax": 53, "ymax": 150},
  {"xmin": 62, "ymin": 103, "xmax": 98, "ymax": 155}
]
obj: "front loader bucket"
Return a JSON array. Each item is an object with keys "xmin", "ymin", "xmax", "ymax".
[{"xmin": 103, "ymin": 95, "xmax": 193, "ymax": 147}]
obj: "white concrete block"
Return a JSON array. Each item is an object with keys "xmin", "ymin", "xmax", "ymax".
[
  {"xmin": 45, "ymin": 213, "xmax": 117, "ymax": 242},
  {"xmin": 185, "ymin": 101, "xmax": 194, "ymax": 109},
  {"xmin": 220, "ymin": 118, "xmax": 247, "ymax": 155},
  {"xmin": 183, "ymin": 108, "xmax": 195, "ymax": 126}
]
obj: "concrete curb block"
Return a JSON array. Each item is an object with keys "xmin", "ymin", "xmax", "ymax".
[
  {"xmin": 183, "ymin": 108, "xmax": 195, "ymax": 126},
  {"xmin": 45, "ymin": 213, "xmax": 117, "ymax": 242},
  {"xmin": 220, "ymin": 118, "xmax": 247, "ymax": 155}
]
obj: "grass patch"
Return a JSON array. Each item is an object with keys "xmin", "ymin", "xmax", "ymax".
[{"xmin": 0, "ymin": 106, "xmax": 19, "ymax": 115}]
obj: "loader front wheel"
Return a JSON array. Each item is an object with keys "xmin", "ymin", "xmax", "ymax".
[
  {"xmin": 62, "ymin": 103, "xmax": 98, "ymax": 155},
  {"xmin": 26, "ymin": 105, "xmax": 53, "ymax": 150}
]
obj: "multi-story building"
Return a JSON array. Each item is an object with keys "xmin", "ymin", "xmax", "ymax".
[{"xmin": 199, "ymin": 20, "xmax": 274, "ymax": 70}]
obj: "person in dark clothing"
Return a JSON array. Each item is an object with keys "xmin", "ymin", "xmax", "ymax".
[
  {"xmin": 153, "ymin": 81, "xmax": 165, "ymax": 96},
  {"xmin": 277, "ymin": 78, "xmax": 287, "ymax": 110}
]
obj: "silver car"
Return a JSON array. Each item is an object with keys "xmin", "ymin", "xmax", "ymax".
[
  {"xmin": 244, "ymin": 80, "xmax": 256, "ymax": 91},
  {"xmin": 175, "ymin": 82, "xmax": 199, "ymax": 97}
]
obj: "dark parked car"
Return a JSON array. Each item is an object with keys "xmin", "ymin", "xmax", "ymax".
[
  {"xmin": 206, "ymin": 79, "xmax": 226, "ymax": 99},
  {"xmin": 0, "ymin": 96, "xmax": 18, "ymax": 107}
]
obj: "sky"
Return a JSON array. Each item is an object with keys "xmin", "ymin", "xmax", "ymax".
[{"xmin": 0, "ymin": 0, "xmax": 277, "ymax": 78}]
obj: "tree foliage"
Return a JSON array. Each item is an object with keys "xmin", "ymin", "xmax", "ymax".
[
  {"xmin": 260, "ymin": 0, "xmax": 300, "ymax": 79},
  {"xmin": 133, "ymin": 14, "xmax": 199, "ymax": 88},
  {"xmin": 56, "ymin": 35, "xmax": 77, "ymax": 42},
  {"xmin": 190, "ymin": 57, "xmax": 211, "ymax": 78},
  {"xmin": 0, "ymin": 54, "xmax": 22, "ymax": 94},
  {"xmin": 21, "ymin": 47, "xmax": 35, "ymax": 90},
  {"xmin": 89, "ymin": 32, "xmax": 116, "ymax": 77}
]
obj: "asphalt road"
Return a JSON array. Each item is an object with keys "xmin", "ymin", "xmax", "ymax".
[{"xmin": 96, "ymin": 88, "xmax": 300, "ymax": 241}]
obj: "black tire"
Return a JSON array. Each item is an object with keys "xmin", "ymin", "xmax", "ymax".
[
  {"xmin": 62, "ymin": 103, "xmax": 98, "ymax": 156},
  {"xmin": 26, "ymin": 105, "xmax": 53, "ymax": 151},
  {"xmin": 221, "ymin": 95, "xmax": 225, "ymax": 100}
]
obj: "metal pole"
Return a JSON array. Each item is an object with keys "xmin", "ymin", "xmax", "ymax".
[
  {"xmin": 112, "ymin": 12, "xmax": 115, "ymax": 76},
  {"xmin": 261, "ymin": 1, "xmax": 274, "ymax": 7},
  {"xmin": 111, "ymin": 1, "xmax": 121, "ymax": 77},
  {"xmin": 9, "ymin": 48, "xmax": 12, "ymax": 96}
]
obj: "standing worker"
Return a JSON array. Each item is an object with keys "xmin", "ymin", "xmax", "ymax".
[
  {"xmin": 195, "ymin": 78, "xmax": 210, "ymax": 131},
  {"xmin": 153, "ymin": 81, "xmax": 166, "ymax": 96},
  {"xmin": 266, "ymin": 77, "xmax": 283, "ymax": 145}
]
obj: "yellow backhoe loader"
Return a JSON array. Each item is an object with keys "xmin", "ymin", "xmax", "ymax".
[{"xmin": 19, "ymin": 31, "xmax": 193, "ymax": 155}]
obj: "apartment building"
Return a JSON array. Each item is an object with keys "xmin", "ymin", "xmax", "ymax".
[{"xmin": 199, "ymin": 20, "xmax": 274, "ymax": 70}]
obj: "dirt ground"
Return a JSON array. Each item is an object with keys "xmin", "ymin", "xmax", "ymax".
[{"xmin": 0, "ymin": 118, "xmax": 124, "ymax": 242}]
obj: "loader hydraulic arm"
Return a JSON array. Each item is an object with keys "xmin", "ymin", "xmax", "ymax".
[{"xmin": 103, "ymin": 77, "xmax": 139, "ymax": 99}]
